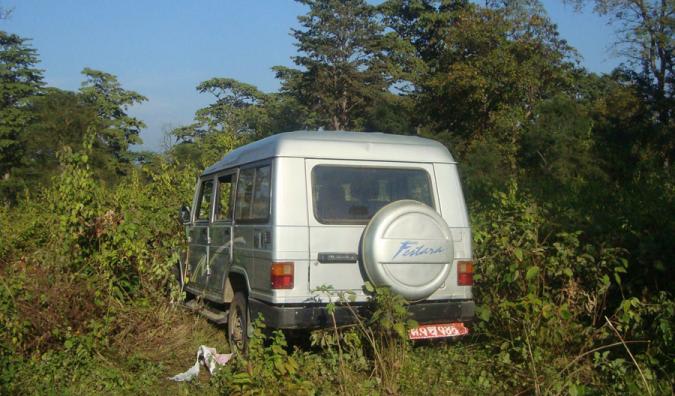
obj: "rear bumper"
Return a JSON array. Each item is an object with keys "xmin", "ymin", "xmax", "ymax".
[{"xmin": 249, "ymin": 298, "xmax": 475, "ymax": 330}]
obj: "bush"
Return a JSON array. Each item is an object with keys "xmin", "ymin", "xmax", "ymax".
[
  {"xmin": 1, "ymin": 141, "xmax": 672, "ymax": 394},
  {"xmin": 471, "ymin": 182, "xmax": 672, "ymax": 393}
]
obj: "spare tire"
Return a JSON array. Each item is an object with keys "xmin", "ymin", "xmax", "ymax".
[{"xmin": 361, "ymin": 200, "xmax": 454, "ymax": 301}]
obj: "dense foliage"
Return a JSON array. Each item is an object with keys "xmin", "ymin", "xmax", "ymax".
[{"xmin": 0, "ymin": 0, "xmax": 672, "ymax": 394}]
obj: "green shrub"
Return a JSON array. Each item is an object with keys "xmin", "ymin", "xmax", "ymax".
[
  {"xmin": 470, "ymin": 181, "xmax": 672, "ymax": 393},
  {"xmin": 211, "ymin": 316, "xmax": 316, "ymax": 395},
  {"xmin": 1, "ymin": 136, "xmax": 672, "ymax": 394}
]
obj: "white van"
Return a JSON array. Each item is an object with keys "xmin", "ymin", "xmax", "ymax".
[{"xmin": 178, "ymin": 131, "xmax": 474, "ymax": 350}]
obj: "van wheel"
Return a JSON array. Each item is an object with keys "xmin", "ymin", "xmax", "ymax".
[{"xmin": 228, "ymin": 291, "xmax": 249, "ymax": 354}]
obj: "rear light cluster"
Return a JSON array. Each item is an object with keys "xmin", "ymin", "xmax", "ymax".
[
  {"xmin": 271, "ymin": 262, "xmax": 294, "ymax": 289},
  {"xmin": 457, "ymin": 260, "xmax": 474, "ymax": 286}
]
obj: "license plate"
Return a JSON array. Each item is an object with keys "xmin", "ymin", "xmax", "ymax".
[{"xmin": 408, "ymin": 322, "xmax": 469, "ymax": 340}]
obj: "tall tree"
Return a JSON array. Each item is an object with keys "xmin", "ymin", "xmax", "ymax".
[
  {"xmin": 569, "ymin": 0, "xmax": 672, "ymax": 118},
  {"xmin": 0, "ymin": 31, "xmax": 43, "ymax": 199},
  {"xmin": 194, "ymin": 77, "xmax": 269, "ymax": 136},
  {"xmin": 380, "ymin": 0, "xmax": 467, "ymax": 71},
  {"xmin": 568, "ymin": 0, "xmax": 673, "ymax": 165},
  {"xmin": 278, "ymin": 0, "xmax": 390, "ymax": 130},
  {"xmin": 382, "ymin": 1, "xmax": 580, "ymax": 195},
  {"xmin": 170, "ymin": 76, "xmax": 310, "ymax": 169},
  {"xmin": 17, "ymin": 88, "xmax": 99, "ymax": 189},
  {"xmin": 169, "ymin": 78, "xmax": 265, "ymax": 169},
  {"xmin": 79, "ymin": 68, "xmax": 147, "ymax": 173}
]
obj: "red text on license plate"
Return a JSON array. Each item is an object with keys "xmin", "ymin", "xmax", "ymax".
[{"xmin": 408, "ymin": 322, "xmax": 469, "ymax": 340}]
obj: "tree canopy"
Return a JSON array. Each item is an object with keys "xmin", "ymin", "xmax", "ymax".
[
  {"xmin": 0, "ymin": 31, "xmax": 43, "ymax": 197},
  {"xmin": 278, "ymin": 0, "xmax": 392, "ymax": 130}
]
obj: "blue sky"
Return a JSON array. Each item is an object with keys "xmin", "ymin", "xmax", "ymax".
[{"xmin": 1, "ymin": 0, "xmax": 622, "ymax": 151}]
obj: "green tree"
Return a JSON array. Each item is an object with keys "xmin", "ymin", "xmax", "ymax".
[
  {"xmin": 568, "ymin": 0, "xmax": 673, "ymax": 167},
  {"xmin": 382, "ymin": 2, "xmax": 579, "ymax": 195},
  {"xmin": 569, "ymin": 0, "xmax": 672, "ymax": 120},
  {"xmin": 519, "ymin": 94, "xmax": 602, "ymax": 200},
  {"xmin": 560, "ymin": 0, "xmax": 675, "ymax": 294},
  {"xmin": 379, "ymin": 0, "xmax": 466, "ymax": 71},
  {"xmin": 577, "ymin": 70, "xmax": 674, "ymax": 295},
  {"xmin": 169, "ymin": 76, "xmax": 309, "ymax": 169},
  {"xmin": 79, "ymin": 67, "xmax": 147, "ymax": 175},
  {"xmin": 194, "ymin": 77, "xmax": 269, "ymax": 137},
  {"xmin": 17, "ymin": 88, "xmax": 98, "ymax": 191},
  {"xmin": 169, "ymin": 78, "xmax": 263, "ymax": 169},
  {"xmin": 363, "ymin": 92, "xmax": 415, "ymax": 134},
  {"xmin": 278, "ymin": 0, "xmax": 390, "ymax": 130},
  {"xmin": 0, "ymin": 31, "xmax": 43, "ymax": 200}
]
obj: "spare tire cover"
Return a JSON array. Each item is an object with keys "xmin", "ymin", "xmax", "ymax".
[{"xmin": 362, "ymin": 200, "xmax": 453, "ymax": 301}]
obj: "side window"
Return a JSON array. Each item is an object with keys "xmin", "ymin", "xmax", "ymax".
[
  {"xmin": 196, "ymin": 179, "xmax": 214, "ymax": 221},
  {"xmin": 215, "ymin": 174, "xmax": 234, "ymax": 222},
  {"xmin": 235, "ymin": 164, "xmax": 271, "ymax": 223},
  {"xmin": 251, "ymin": 166, "xmax": 271, "ymax": 219},
  {"xmin": 235, "ymin": 168, "xmax": 255, "ymax": 221}
]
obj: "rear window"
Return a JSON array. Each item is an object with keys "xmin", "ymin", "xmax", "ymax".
[{"xmin": 312, "ymin": 166, "xmax": 434, "ymax": 224}]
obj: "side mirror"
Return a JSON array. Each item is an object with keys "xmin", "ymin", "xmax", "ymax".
[{"xmin": 179, "ymin": 205, "xmax": 191, "ymax": 224}]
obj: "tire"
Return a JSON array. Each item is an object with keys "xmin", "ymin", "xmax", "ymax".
[
  {"xmin": 228, "ymin": 291, "xmax": 249, "ymax": 354},
  {"xmin": 361, "ymin": 200, "xmax": 454, "ymax": 301}
]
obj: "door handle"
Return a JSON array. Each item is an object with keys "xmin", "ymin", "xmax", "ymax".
[{"xmin": 318, "ymin": 253, "xmax": 359, "ymax": 263}]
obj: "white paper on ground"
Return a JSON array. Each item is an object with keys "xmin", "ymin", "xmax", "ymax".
[{"xmin": 168, "ymin": 345, "xmax": 233, "ymax": 382}]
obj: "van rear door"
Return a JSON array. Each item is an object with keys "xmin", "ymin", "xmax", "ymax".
[{"xmin": 305, "ymin": 160, "xmax": 438, "ymax": 294}]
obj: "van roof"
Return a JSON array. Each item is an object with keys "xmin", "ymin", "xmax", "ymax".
[{"xmin": 202, "ymin": 130, "xmax": 455, "ymax": 175}]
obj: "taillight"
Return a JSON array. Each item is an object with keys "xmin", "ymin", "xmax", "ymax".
[
  {"xmin": 271, "ymin": 262, "xmax": 294, "ymax": 289},
  {"xmin": 457, "ymin": 260, "xmax": 473, "ymax": 286}
]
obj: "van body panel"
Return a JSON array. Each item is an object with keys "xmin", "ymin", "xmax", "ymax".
[
  {"xmin": 433, "ymin": 163, "xmax": 471, "ymax": 229},
  {"xmin": 205, "ymin": 223, "xmax": 232, "ymax": 299},
  {"xmin": 232, "ymin": 225, "xmax": 254, "ymax": 292},
  {"xmin": 186, "ymin": 225, "xmax": 209, "ymax": 294},
  {"xmin": 447, "ymin": 227, "xmax": 471, "ymax": 259},
  {"xmin": 433, "ymin": 163, "xmax": 473, "ymax": 295},
  {"xmin": 251, "ymin": 225, "xmax": 273, "ymax": 293},
  {"xmin": 272, "ymin": 226, "xmax": 310, "ymax": 261},
  {"xmin": 273, "ymin": 158, "xmax": 309, "ymax": 227},
  {"xmin": 307, "ymin": 225, "xmax": 365, "ymax": 292}
]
